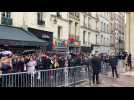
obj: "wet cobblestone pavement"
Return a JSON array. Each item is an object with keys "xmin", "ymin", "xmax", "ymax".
[{"xmin": 77, "ymin": 71, "xmax": 134, "ymax": 87}]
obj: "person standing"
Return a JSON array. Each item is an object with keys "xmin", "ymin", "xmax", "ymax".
[
  {"xmin": 124, "ymin": 54, "xmax": 128, "ymax": 72},
  {"xmin": 128, "ymin": 53, "xmax": 132, "ymax": 71},
  {"xmin": 26, "ymin": 56, "xmax": 37, "ymax": 87},
  {"xmin": 91, "ymin": 53, "xmax": 101, "ymax": 85},
  {"xmin": 0, "ymin": 56, "xmax": 12, "ymax": 87},
  {"xmin": 110, "ymin": 54, "xmax": 119, "ymax": 79}
]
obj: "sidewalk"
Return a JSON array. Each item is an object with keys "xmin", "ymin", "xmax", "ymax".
[
  {"xmin": 76, "ymin": 70, "xmax": 134, "ymax": 87},
  {"xmin": 122, "ymin": 70, "xmax": 134, "ymax": 76}
]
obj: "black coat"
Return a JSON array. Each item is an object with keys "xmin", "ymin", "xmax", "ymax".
[
  {"xmin": 42, "ymin": 57, "xmax": 52, "ymax": 70},
  {"xmin": 91, "ymin": 56, "xmax": 101, "ymax": 73},
  {"xmin": 75, "ymin": 57, "xmax": 81, "ymax": 66},
  {"xmin": 128, "ymin": 55, "xmax": 131, "ymax": 63},
  {"xmin": 110, "ymin": 56, "xmax": 118, "ymax": 68},
  {"xmin": 58, "ymin": 58, "xmax": 65, "ymax": 68}
]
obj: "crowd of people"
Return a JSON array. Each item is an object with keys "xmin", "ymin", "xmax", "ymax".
[
  {"xmin": 0, "ymin": 51, "xmax": 90, "ymax": 74},
  {"xmin": 0, "ymin": 50, "xmax": 133, "ymax": 86}
]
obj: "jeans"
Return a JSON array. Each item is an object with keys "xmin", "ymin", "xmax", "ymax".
[
  {"xmin": 92, "ymin": 72, "xmax": 99, "ymax": 84},
  {"xmin": 111, "ymin": 66, "xmax": 118, "ymax": 78}
]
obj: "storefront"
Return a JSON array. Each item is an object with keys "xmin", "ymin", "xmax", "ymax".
[
  {"xmin": 69, "ymin": 41, "xmax": 81, "ymax": 53},
  {"xmin": 68, "ymin": 35, "xmax": 80, "ymax": 53},
  {"xmin": 0, "ymin": 25, "xmax": 48, "ymax": 52},
  {"xmin": 52, "ymin": 38, "xmax": 68, "ymax": 52},
  {"xmin": 80, "ymin": 46, "xmax": 92, "ymax": 53},
  {"xmin": 28, "ymin": 27, "xmax": 53, "ymax": 51}
]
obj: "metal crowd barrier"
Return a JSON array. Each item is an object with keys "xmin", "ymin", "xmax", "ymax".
[{"xmin": 0, "ymin": 65, "xmax": 92, "ymax": 87}]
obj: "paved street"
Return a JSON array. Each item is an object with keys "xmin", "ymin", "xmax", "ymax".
[{"xmin": 77, "ymin": 71, "xmax": 134, "ymax": 87}]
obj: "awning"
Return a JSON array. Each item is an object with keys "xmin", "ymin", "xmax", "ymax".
[{"xmin": 0, "ymin": 25, "xmax": 48, "ymax": 47}]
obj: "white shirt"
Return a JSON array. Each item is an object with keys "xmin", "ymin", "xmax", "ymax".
[{"xmin": 27, "ymin": 60, "xmax": 37, "ymax": 73}]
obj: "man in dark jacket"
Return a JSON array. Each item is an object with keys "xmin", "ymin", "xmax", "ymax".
[
  {"xmin": 42, "ymin": 56, "xmax": 52, "ymax": 70},
  {"xmin": 128, "ymin": 53, "xmax": 132, "ymax": 71},
  {"xmin": 110, "ymin": 54, "xmax": 119, "ymax": 79},
  {"xmin": 58, "ymin": 57, "xmax": 65, "ymax": 68},
  {"xmin": 91, "ymin": 53, "xmax": 101, "ymax": 84}
]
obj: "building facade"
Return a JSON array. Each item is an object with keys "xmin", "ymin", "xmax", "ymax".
[
  {"xmin": 80, "ymin": 12, "xmax": 98, "ymax": 53},
  {"xmin": 0, "ymin": 12, "xmax": 48, "ymax": 51},
  {"xmin": 94, "ymin": 12, "xmax": 112, "ymax": 54},
  {"xmin": 0, "ymin": 12, "xmax": 69, "ymax": 51},
  {"xmin": 112, "ymin": 12, "xmax": 125, "ymax": 54},
  {"xmin": 0, "ymin": 12, "xmax": 125, "ymax": 54},
  {"xmin": 68, "ymin": 12, "xmax": 80, "ymax": 53},
  {"xmin": 125, "ymin": 12, "xmax": 134, "ymax": 59}
]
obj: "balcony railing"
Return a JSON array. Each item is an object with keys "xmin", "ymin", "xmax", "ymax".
[{"xmin": 1, "ymin": 17, "xmax": 12, "ymax": 26}]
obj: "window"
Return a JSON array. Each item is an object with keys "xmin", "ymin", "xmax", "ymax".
[
  {"xmin": 104, "ymin": 38, "xmax": 105, "ymax": 45},
  {"xmin": 107, "ymin": 24, "xmax": 109, "ymax": 33},
  {"xmin": 88, "ymin": 32, "xmax": 90, "ymax": 43},
  {"xmin": 37, "ymin": 12, "xmax": 45, "ymax": 25},
  {"xmin": 104, "ymin": 23, "xmax": 106, "ymax": 32},
  {"xmin": 57, "ymin": 12, "xmax": 62, "ymax": 17},
  {"xmin": 1, "ymin": 12, "xmax": 11, "ymax": 18},
  {"xmin": 96, "ymin": 35, "xmax": 97, "ymax": 44},
  {"xmin": 7, "ymin": 12, "xmax": 11, "ymax": 18},
  {"xmin": 1, "ymin": 12, "xmax": 12, "ymax": 25},
  {"xmin": 69, "ymin": 12, "xmax": 75, "ymax": 16},
  {"xmin": 75, "ymin": 12, "xmax": 79, "ymax": 18},
  {"xmin": 58, "ymin": 26, "xmax": 62, "ymax": 40},
  {"xmin": 83, "ymin": 31, "xmax": 86, "ymax": 44},
  {"xmin": 101, "ymin": 22, "xmax": 103, "ymax": 32},
  {"xmin": 101, "ymin": 35, "xmax": 103, "ymax": 44},
  {"xmin": 88, "ymin": 17, "xmax": 90, "ymax": 28},
  {"xmin": 75, "ymin": 22, "xmax": 78, "ymax": 39},
  {"xmin": 83, "ymin": 15, "xmax": 86, "ymax": 26},
  {"xmin": 110, "ymin": 36, "xmax": 112, "ymax": 44},
  {"xmin": 69, "ymin": 20, "xmax": 72, "ymax": 35}
]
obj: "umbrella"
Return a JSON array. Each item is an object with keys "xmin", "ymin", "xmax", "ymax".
[
  {"xmin": 22, "ymin": 50, "xmax": 36, "ymax": 55},
  {"xmin": 0, "ymin": 50, "xmax": 13, "ymax": 56}
]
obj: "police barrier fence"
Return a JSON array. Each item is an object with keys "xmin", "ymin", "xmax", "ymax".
[{"xmin": 0, "ymin": 65, "xmax": 92, "ymax": 87}]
